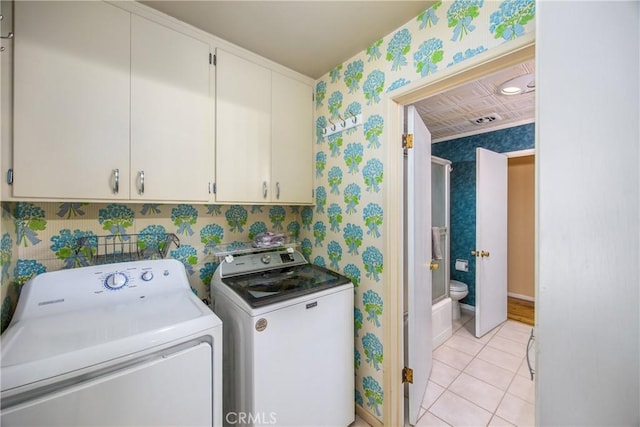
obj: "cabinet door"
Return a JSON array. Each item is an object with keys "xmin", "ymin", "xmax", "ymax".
[
  {"xmin": 215, "ymin": 49, "xmax": 271, "ymax": 203},
  {"xmin": 271, "ymin": 72, "xmax": 313, "ymax": 204},
  {"xmin": 131, "ymin": 15, "xmax": 212, "ymax": 202},
  {"xmin": 13, "ymin": 1, "xmax": 130, "ymax": 199}
]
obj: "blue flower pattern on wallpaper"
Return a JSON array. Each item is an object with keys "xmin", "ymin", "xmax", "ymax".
[
  {"xmin": 366, "ymin": 39, "xmax": 383, "ymax": 62},
  {"xmin": 206, "ymin": 205, "xmax": 222, "ymax": 216},
  {"xmin": 301, "ymin": 238, "xmax": 312, "ymax": 260},
  {"xmin": 417, "ymin": 1, "xmax": 441, "ymax": 29},
  {"xmin": 414, "ymin": 38, "xmax": 444, "ymax": 77},
  {"xmin": 313, "ymin": 255, "xmax": 326, "ymax": 267},
  {"xmin": 490, "ymin": 0, "xmax": 535, "ymax": 41},
  {"xmin": 363, "ymin": 203, "xmax": 383, "ymax": 238},
  {"xmin": 315, "ymin": 116, "xmax": 327, "ymax": 144},
  {"xmin": 200, "ymin": 224, "xmax": 224, "ymax": 254},
  {"xmin": 386, "ymin": 78, "xmax": 411, "ymax": 93},
  {"xmin": 327, "ymin": 240, "xmax": 342, "ymax": 270},
  {"xmin": 316, "ymin": 151, "xmax": 327, "ymax": 178},
  {"xmin": 328, "ymin": 134, "xmax": 343, "ymax": 157},
  {"xmin": 99, "ymin": 204, "xmax": 133, "ymax": 241},
  {"xmin": 355, "ymin": 348, "xmax": 362, "ymax": 370},
  {"xmin": 199, "ymin": 261, "xmax": 218, "ymax": 288},
  {"xmin": 315, "ymin": 186, "xmax": 327, "ymax": 214},
  {"xmin": 301, "ymin": 207, "xmax": 313, "ymax": 231},
  {"xmin": 14, "ymin": 259, "xmax": 46, "ymax": 292},
  {"xmin": 363, "ymin": 376, "xmax": 383, "ymax": 416},
  {"xmin": 15, "ymin": 203, "xmax": 46, "ymax": 247},
  {"xmin": 327, "ymin": 203, "xmax": 343, "ymax": 233},
  {"xmin": 329, "ymin": 65, "xmax": 342, "ymax": 83},
  {"xmin": 250, "ymin": 205, "xmax": 263, "ymax": 214},
  {"xmin": 328, "ymin": 167, "xmax": 343, "ymax": 195},
  {"xmin": 386, "ymin": 28, "xmax": 412, "ymax": 71},
  {"xmin": 315, "ymin": 81, "xmax": 326, "ymax": 109},
  {"xmin": 447, "ymin": 46, "xmax": 487, "ymax": 67},
  {"xmin": 170, "ymin": 245, "xmax": 198, "ymax": 277},
  {"xmin": 50, "ymin": 229, "xmax": 97, "ymax": 268},
  {"xmin": 363, "ymin": 159, "xmax": 384, "ymax": 193},
  {"xmin": 328, "ymin": 91, "xmax": 343, "ymax": 120},
  {"xmin": 344, "ymin": 102, "xmax": 362, "ymax": 135},
  {"xmin": 343, "ymin": 223, "xmax": 363, "ymax": 255},
  {"xmin": 344, "ymin": 60, "xmax": 364, "ymax": 93},
  {"xmin": 354, "ymin": 307, "xmax": 363, "ymax": 337},
  {"xmin": 343, "ymin": 183, "xmax": 361, "ymax": 214},
  {"xmin": 447, "ymin": 0, "xmax": 484, "ymax": 41},
  {"xmin": 138, "ymin": 225, "xmax": 170, "ymax": 258},
  {"xmin": 344, "ymin": 263, "xmax": 361, "ymax": 287},
  {"xmin": 268, "ymin": 206, "xmax": 286, "ymax": 231},
  {"xmin": 363, "ymin": 70, "xmax": 385, "ymax": 105},
  {"xmin": 248, "ymin": 221, "xmax": 267, "ymax": 239},
  {"xmin": 362, "ymin": 332, "xmax": 383, "ymax": 371},
  {"xmin": 225, "ymin": 205, "xmax": 248, "ymax": 233},
  {"xmin": 171, "ymin": 204, "xmax": 198, "ymax": 236},
  {"xmin": 0, "ymin": 234, "xmax": 11, "ymax": 281},
  {"xmin": 313, "ymin": 221, "xmax": 326, "ymax": 247},
  {"xmin": 363, "ymin": 247, "xmax": 383, "ymax": 282},
  {"xmin": 344, "ymin": 143, "xmax": 364, "ymax": 174},
  {"xmin": 364, "ymin": 115, "xmax": 384, "ymax": 149}
]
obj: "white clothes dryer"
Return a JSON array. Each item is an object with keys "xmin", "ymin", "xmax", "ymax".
[{"xmin": 1, "ymin": 259, "xmax": 222, "ymax": 427}]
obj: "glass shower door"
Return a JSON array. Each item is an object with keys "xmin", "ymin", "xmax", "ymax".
[{"xmin": 431, "ymin": 158, "xmax": 450, "ymax": 303}]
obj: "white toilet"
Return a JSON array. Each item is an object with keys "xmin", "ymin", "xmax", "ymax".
[{"xmin": 449, "ymin": 280, "xmax": 469, "ymax": 320}]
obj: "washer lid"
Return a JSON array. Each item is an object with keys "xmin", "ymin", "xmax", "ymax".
[
  {"xmin": 0, "ymin": 290, "xmax": 221, "ymax": 392},
  {"xmin": 218, "ymin": 263, "xmax": 351, "ymax": 308}
]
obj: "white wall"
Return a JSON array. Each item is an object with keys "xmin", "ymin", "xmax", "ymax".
[{"xmin": 536, "ymin": 1, "xmax": 639, "ymax": 425}]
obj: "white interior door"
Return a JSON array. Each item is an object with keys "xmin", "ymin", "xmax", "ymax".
[
  {"xmin": 475, "ymin": 148, "xmax": 508, "ymax": 337},
  {"xmin": 406, "ymin": 106, "xmax": 432, "ymax": 425}
]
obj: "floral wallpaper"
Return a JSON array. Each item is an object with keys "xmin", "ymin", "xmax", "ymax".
[
  {"xmin": 0, "ymin": 202, "xmax": 301, "ymax": 331},
  {"xmin": 310, "ymin": 0, "xmax": 535, "ymax": 421}
]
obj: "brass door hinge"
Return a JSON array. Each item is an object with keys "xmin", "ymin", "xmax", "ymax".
[
  {"xmin": 402, "ymin": 366, "xmax": 413, "ymax": 384},
  {"xmin": 402, "ymin": 133, "xmax": 414, "ymax": 150}
]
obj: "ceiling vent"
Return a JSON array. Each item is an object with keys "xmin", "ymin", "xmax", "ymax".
[{"xmin": 471, "ymin": 113, "xmax": 502, "ymax": 125}]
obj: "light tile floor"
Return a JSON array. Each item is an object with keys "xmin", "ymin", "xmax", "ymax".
[
  {"xmin": 416, "ymin": 310, "xmax": 535, "ymax": 427},
  {"xmin": 351, "ymin": 311, "xmax": 535, "ymax": 427}
]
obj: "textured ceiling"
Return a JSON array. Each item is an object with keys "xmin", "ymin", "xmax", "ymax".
[
  {"xmin": 139, "ymin": 1, "xmax": 435, "ymax": 79},
  {"xmin": 413, "ymin": 60, "xmax": 535, "ymax": 143}
]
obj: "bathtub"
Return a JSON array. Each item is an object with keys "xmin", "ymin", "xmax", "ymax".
[{"xmin": 432, "ymin": 297, "xmax": 453, "ymax": 349}]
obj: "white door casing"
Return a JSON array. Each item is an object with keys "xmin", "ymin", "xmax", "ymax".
[
  {"xmin": 475, "ymin": 147, "xmax": 508, "ymax": 338},
  {"xmin": 405, "ymin": 106, "xmax": 432, "ymax": 425}
]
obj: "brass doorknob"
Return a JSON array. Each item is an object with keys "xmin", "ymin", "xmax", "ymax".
[
  {"xmin": 429, "ymin": 261, "xmax": 439, "ymax": 270},
  {"xmin": 480, "ymin": 251, "xmax": 490, "ymax": 258},
  {"xmin": 471, "ymin": 250, "xmax": 479, "ymax": 257}
]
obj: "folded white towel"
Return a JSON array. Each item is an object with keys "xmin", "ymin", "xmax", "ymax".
[{"xmin": 432, "ymin": 227, "xmax": 443, "ymax": 260}]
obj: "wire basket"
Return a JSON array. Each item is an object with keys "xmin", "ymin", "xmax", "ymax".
[{"xmin": 77, "ymin": 233, "xmax": 180, "ymax": 265}]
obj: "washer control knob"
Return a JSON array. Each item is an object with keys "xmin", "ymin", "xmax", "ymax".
[
  {"xmin": 105, "ymin": 272, "xmax": 128, "ymax": 290},
  {"xmin": 260, "ymin": 254, "xmax": 271, "ymax": 264},
  {"xmin": 141, "ymin": 271, "xmax": 154, "ymax": 282}
]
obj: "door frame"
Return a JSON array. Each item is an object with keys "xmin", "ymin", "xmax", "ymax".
[{"xmin": 382, "ymin": 38, "xmax": 535, "ymax": 426}]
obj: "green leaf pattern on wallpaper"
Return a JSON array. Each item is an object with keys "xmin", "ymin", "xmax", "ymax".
[
  {"xmin": 1, "ymin": 202, "xmax": 303, "ymax": 319},
  {"xmin": 312, "ymin": 0, "xmax": 534, "ymax": 420}
]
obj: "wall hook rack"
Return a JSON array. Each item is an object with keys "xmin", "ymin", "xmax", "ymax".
[{"xmin": 323, "ymin": 112, "xmax": 363, "ymax": 137}]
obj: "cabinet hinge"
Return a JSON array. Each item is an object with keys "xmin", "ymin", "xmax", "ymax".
[
  {"xmin": 402, "ymin": 367, "xmax": 414, "ymax": 384},
  {"xmin": 402, "ymin": 134, "xmax": 414, "ymax": 150},
  {"xmin": 6, "ymin": 169, "xmax": 13, "ymax": 185}
]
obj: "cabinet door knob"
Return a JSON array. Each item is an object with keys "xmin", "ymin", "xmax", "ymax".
[
  {"xmin": 113, "ymin": 169, "xmax": 119, "ymax": 194},
  {"xmin": 138, "ymin": 171, "xmax": 145, "ymax": 195},
  {"xmin": 262, "ymin": 181, "xmax": 268, "ymax": 199}
]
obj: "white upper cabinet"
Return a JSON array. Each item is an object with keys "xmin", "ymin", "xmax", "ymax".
[
  {"xmin": 13, "ymin": 1, "xmax": 131, "ymax": 200},
  {"xmin": 131, "ymin": 15, "xmax": 212, "ymax": 202},
  {"xmin": 215, "ymin": 49, "xmax": 313, "ymax": 204},
  {"xmin": 271, "ymin": 72, "xmax": 313, "ymax": 204},
  {"xmin": 215, "ymin": 48, "xmax": 271, "ymax": 203},
  {"xmin": 12, "ymin": 2, "xmax": 213, "ymax": 202}
]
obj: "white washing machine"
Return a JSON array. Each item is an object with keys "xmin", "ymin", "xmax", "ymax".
[
  {"xmin": 211, "ymin": 248, "xmax": 354, "ymax": 427},
  {"xmin": 0, "ymin": 259, "xmax": 222, "ymax": 426}
]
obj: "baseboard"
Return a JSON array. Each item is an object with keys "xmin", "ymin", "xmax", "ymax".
[
  {"xmin": 508, "ymin": 292, "xmax": 535, "ymax": 302},
  {"xmin": 460, "ymin": 303, "xmax": 475, "ymax": 312},
  {"xmin": 356, "ymin": 406, "xmax": 383, "ymax": 427}
]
